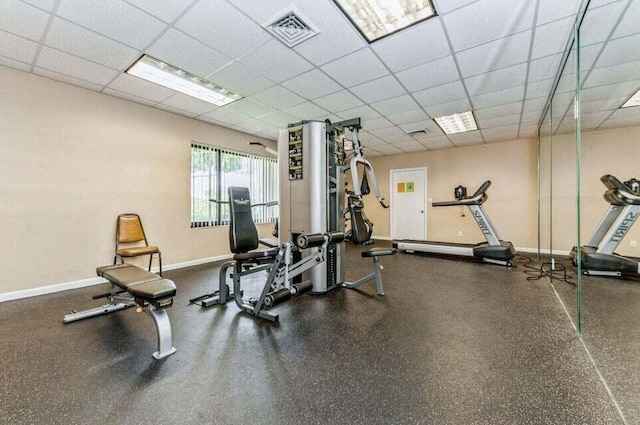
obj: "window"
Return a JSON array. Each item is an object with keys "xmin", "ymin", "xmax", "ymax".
[{"xmin": 191, "ymin": 142, "xmax": 278, "ymax": 227}]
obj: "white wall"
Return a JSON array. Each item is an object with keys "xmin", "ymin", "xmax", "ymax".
[{"xmin": 0, "ymin": 66, "xmax": 275, "ymax": 295}]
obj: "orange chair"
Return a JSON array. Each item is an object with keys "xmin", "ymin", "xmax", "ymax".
[{"xmin": 114, "ymin": 214, "xmax": 162, "ymax": 276}]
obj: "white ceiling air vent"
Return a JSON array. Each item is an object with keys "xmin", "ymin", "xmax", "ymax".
[{"xmin": 265, "ymin": 9, "xmax": 319, "ymax": 48}]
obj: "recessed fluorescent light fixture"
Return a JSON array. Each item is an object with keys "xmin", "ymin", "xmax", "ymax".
[
  {"xmin": 332, "ymin": 0, "xmax": 437, "ymax": 43},
  {"xmin": 434, "ymin": 111, "xmax": 478, "ymax": 135},
  {"xmin": 126, "ymin": 55, "xmax": 242, "ymax": 106},
  {"xmin": 621, "ymin": 88, "xmax": 640, "ymax": 108}
]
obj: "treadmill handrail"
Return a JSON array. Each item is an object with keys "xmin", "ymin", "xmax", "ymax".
[
  {"xmin": 601, "ymin": 175, "xmax": 640, "ymax": 205},
  {"xmin": 432, "ymin": 181, "xmax": 491, "ymax": 207}
]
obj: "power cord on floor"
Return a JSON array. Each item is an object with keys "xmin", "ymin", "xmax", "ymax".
[{"xmin": 515, "ymin": 254, "xmax": 576, "ymax": 286}]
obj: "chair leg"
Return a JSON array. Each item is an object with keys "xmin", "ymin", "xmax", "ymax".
[
  {"xmin": 148, "ymin": 255, "xmax": 153, "ymax": 272},
  {"xmin": 158, "ymin": 252, "xmax": 163, "ymax": 277},
  {"xmin": 113, "ymin": 255, "xmax": 117, "ymax": 265}
]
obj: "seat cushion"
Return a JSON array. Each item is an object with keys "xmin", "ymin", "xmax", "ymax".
[
  {"xmin": 99, "ymin": 264, "xmax": 160, "ymax": 289},
  {"xmin": 128, "ymin": 279, "xmax": 176, "ymax": 300},
  {"xmin": 117, "ymin": 246, "xmax": 160, "ymax": 257},
  {"xmin": 233, "ymin": 248, "xmax": 279, "ymax": 261},
  {"xmin": 362, "ymin": 248, "xmax": 397, "ymax": 258}
]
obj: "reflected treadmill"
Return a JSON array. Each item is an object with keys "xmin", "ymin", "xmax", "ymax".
[
  {"xmin": 393, "ymin": 181, "xmax": 516, "ymax": 266},
  {"xmin": 570, "ymin": 174, "xmax": 640, "ymax": 276}
]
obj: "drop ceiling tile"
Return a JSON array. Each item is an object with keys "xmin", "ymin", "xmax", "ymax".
[
  {"xmin": 176, "ymin": 0, "xmax": 271, "ymax": 59},
  {"xmin": 239, "ymin": 39, "xmax": 313, "ymax": 83},
  {"xmin": 374, "ymin": 145, "xmax": 403, "ymax": 155},
  {"xmin": 584, "ymin": 60, "xmax": 640, "ymax": 88},
  {"xmin": 236, "ymin": 119, "xmax": 277, "ymax": 134},
  {"xmin": 424, "ymin": 98, "xmax": 472, "ymax": 117},
  {"xmin": 208, "ymin": 61, "xmax": 275, "ymax": 96},
  {"xmin": 456, "ymin": 31, "xmax": 531, "ymax": 78},
  {"xmin": 565, "ymin": 43, "xmax": 603, "ymax": 73},
  {"xmin": 337, "ymin": 105, "xmax": 380, "ymax": 121},
  {"xmin": 283, "ymin": 102, "xmax": 328, "ymax": 120},
  {"xmin": 356, "ymin": 130, "xmax": 384, "ymax": 144},
  {"xmin": 478, "ymin": 113, "xmax": 521, "ymax": 129},
  {"xmin": 521, "ymin": 109, "xmax": 544, "ymax": 123},
  {"xmin": 125, "ymin": 0, "xmax": 194, "ymax": 23},
  {"xmin": 371, "ymin": 94, "xmax": 420, "ymax": 116},
  {"xmin": 57, "ymin": 0, "xmax": 166, "ymax": 50},
  {"xmin": 447, "ymin": 130, "xmax": 482, "ymax": 141},
  {"xmin": 435, "ymin": 0, "xmax": 478, "ymax": 14},
  {"xmin": 0, "ymin": 0, "xmax": 49, "ymax": 41},
  {"xmin": 22, "ymin": 0, "xmax": 55, "ymax": 12},
  {"xmin": 581, "ymin": 80, "xmax": 640, "ymax": 103},
  {"xmin": 427, "ymin": 142, "xmax": 455, "ymax": 150},
  {"xmin": 258, "ymin": 111, "xmax": 298, "ymax": 128},
  {"xmin": 107, "ymin": 72, "xmax": 175, "ymax": 102},
  {"xmin": 470, "ymin": 85, "xmax": 524, "ymax": 109},
  {"xmin": 312, "ymin": 113, "xmax": 342, "ymax": 122},
  {"xmin": 537, "ymin": 0, "xmax": 580, "ymax": 26},
  {"xmin": 250, "ymin": 85, "xmax": 305, "ymax": 109},
  {"xmin": 314, "ymin": 90, "xmax": 364, "ymax": 112},
  {"xmin": 595, "ymin": 34, "xmax": 640, "ymax": 70},
  {"xmin": 581, "ymin": 1, "xmax": 627, "ymax": 46},
  {"xmin": 103, "ymin": 87, "xmax": 158, "ymax": 106},
  {"xmin": 36, "ymin": 46, "xmax": 118, "ymax": 86},
  {"xmin": 523, "ymin": 97, "xmax": 547, "ymax": 112},
  {"xmin": 0, "ymin": 29, "xmax": 39, "ymax": 63},
  {"xmin": 361, "ymin": 116, "xmax": 394, "ymax": 131},
  {"xmin": 528, "ymin": 54, "xmax": 562, "ymax": 83},
  {"xmin": 219, "ymin": 98, "xmax": 275, "ymax": 118},
  {"xmin": 526, "ymin": 78, "xmax": 554, "ymax": 99},
  {"xmin": 451, "ymin": 138, "xmax": 484, "ymax": 147},
  {"xmin": 386, "ymin": 109, "xmax": 430, "ymax": 125},
  {"xmin": 580, "ymin": 98, "xmax": 619, "ymax": 114},
  {"xmin": 421, "ymin": 135, "xmax": 452, "ymax": 145},
  {"xmin": 413, "ymin": 80, "xmax": 467, "ymax": 107},
  {"xmin": 45, "ymin": 18, "xmax": 140, "ymax": 70},
  {"xmin": 258, "ymin": 128, "xmax": 280, "ymax": 140},
  {"xmin": 281, "ymin": 69, "xmax": 342, "ymax": 99},
  {"xmin": 475, "ymin": 102, "xmax": 523, "ymax": 121},
  {"xmin": 290, "ymin": 1, "xmax": 366, "ymax": 66},
  {"xmin": 612, "ymin": 0, "xmax": 640, "ymax": 39},
  {"xmin": 159, "ymin": 93, "xmax": 219, "ymax": 115},
  {"xmin": 369, "ymin": 126, "xmax": 407, "ymax": 140},
  {"xmin": 372, "ymin": 18, "xmax": 450, "ymax": 72},
  {"xmin": 465, "ymin": 63, "xmax": 527, "ymax": 96},
  {"xmin": 349, "ymin": 75, "xmax": 406, "ymax": 104},
  {"xmin": 395, "ymin": 140, "xmax": 425, "ymax": 150},
  {"xmin": 396, "ymin": 56, "xmax": 458, "ymax": 92},
  {"xmin": 148, "ymin": 29, "xmax": 232, "ymax": 77},
  {"xmin": 601, "ymin": 108, "xmax": 640, "ymax": 128},
  {"xmin": 481, "ymin": 124, "xmax": 519, "ymax": 138},
  {"xmin": 0, "ymin": 56, "xmax": 31, "ymax": 72},
  {"xmin": 321, "ymin": 48, "xmax": 388, "ymax": 88},
  {"xmin": 531, "ymin": 17, "xmax": 574, "ymax": 59},
  {"xmin": 442, "ymin": 1, "xmax": 535, "ymax": 51},
  {"xmin": 202, "ymin": 107, "xmax": 251, "ymax": 125},
  {"xmin": 34, "ymin": 67, "xmax": 104, "ymax": 91},
  {"xmin": 385, "ymin": 134, "xmax": 416, "ymax": 143},
  {"xmin": 155, "ymin": 103, "xmax": 198, "ymax": 118}
]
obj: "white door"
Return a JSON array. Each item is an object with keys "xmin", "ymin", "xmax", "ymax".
[{"xmin": 390, "ymin": 167, "xmax": 426, "ymax": 240}]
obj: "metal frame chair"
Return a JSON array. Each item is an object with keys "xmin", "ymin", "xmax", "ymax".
[{"xmin": 114, "ymin": 213, "xmax": 162, "ymax": 276}]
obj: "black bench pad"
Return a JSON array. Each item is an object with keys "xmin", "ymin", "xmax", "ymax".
[
  {"xmin": 234, "ymin": 247, "xmax": 279, "ymax": 261},
  {"xmin": 97, "ymin": 264, "xmax": 160, "ymax": 289},
  {"xmin": 128, "ymin": 279, "xmax": 176, "ymax": 300},
  {"xmin": 362, "ymin": 248, "xmax": 397, "ymax": 258}
]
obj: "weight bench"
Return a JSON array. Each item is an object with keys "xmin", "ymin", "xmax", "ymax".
[
  {"xmin": 63, "ymin": 264, "xmax": 177, "ymax": 360},
  {"xmin": 342, "ymin": 247, "xmax": 396, "ymax": 295}
]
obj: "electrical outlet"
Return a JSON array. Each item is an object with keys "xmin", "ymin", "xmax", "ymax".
[
  {"xmin": 458, "ymin": 230, "xmax": 463, "ymax": 237},
  {"xmin": 631, "ymin": 240, "xmax": 637, "ymax": 248}
]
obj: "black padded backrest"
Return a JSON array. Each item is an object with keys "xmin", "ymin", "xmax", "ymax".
[
  {"xmin": 228, "ymin": 186, "xmax": 258, "ymax": 254},
  {"xmin": 349, "ymin": 196, "xmax": 370, "ymax": 245}
]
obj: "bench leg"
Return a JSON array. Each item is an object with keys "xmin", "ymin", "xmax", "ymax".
[
  {"xmin": 145, "ymin": 306, "xmax": 176, "ymax": 360},
  {"xmin": 63, "ymin": 303, "xmax": 130, "ymax": 323},
  {"xmin": 341, "ymin": 257, "xmax": 385, "ymax": 296}
]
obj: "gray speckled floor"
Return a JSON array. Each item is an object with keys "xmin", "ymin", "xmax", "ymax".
[{"xmin": 0, "ymin": 244, "xmax": 629, "ymax": 424}]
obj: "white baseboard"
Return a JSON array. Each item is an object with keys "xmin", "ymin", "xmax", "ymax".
[{"xmin": 0, "ymin": 254, "xmax": 233, "ymax": 304}]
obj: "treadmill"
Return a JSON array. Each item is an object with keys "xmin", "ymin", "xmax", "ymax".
[
  {"xmin": 393, "ymin": 181, "xmax": 516, "ymax": 266},
  {"xmin": 570, "ymin": 174, "xmax": 640, "ymax": 276}
]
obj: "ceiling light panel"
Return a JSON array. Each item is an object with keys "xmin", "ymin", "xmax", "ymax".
[
  {"xmin": 622, "ymin": 88, "xmax": 640, "ymax": 108},
  {"xmin": 333, "ymin": 0, "xmax": 437, "ymax": 43},
  {"xmin": 434, "ymin": 111, "xmax": 478, "ymax": 134},
  {"xmin": 126, "ymin": 55, "xmax": 242, "ymax": 106}
]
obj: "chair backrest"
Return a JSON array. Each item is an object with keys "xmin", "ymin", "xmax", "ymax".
[
  {"xmin": 116, "ymin": 214, "xmax": 148, "ymax": 245},
  {"xmin": 228, "ymin": 186, "xmax": 258, "ymax": 253},
  {"xmin": 348, "ymin": 196, "xmax": 372, "ymax": 245}
]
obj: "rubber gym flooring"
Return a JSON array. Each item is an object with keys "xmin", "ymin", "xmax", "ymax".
[{"xmin": 0, "ymin": 243, "xmax": 637, "ymax": 424}]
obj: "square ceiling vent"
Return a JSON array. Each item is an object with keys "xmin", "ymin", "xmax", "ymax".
[{"xmin": 265, "ymin": 9, "xmax": 319, "ymax": 47}]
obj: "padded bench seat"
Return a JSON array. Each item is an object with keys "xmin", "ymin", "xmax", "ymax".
[
  {"xmin": 96, "ymin": 264, "xmax": 176, "ymax": 300},
  {"xmin": 362, "ymin": 247, "xmax": 397, "ymax": 258}
]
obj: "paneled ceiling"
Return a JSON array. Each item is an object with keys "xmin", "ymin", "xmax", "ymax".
[{"xmin": 1, "ymin": 0, "xmax": 638, "ymax": 156}]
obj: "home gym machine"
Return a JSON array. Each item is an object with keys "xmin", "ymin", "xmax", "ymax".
[
  {"xmin": 393, "ymin": 180, "xmax": 516, "ymax": 266},
  {"xmin": 570, "ymin": 174, "xmax": 640, "ymax": 276},
  {"xmin": 190, "ymin": 118, "xmax": 395, "ymax": 322}
]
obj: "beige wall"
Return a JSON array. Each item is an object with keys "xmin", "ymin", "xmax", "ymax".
[
  {"xmin": 366, "ymin": 138, "xmax": 539, "ymax": 249},
  {"xmin": 0, "ymin": 66, "xmax": 275, "ymax": 294}
]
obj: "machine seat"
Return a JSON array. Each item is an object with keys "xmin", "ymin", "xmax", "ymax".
[
  {"xmin": 233, "ymin": 248, "xmax": 279, "ymax": 262},
  {"xmin": 116, "ymin": 245, "xmax": 161, "ymax": 257},
  {"xmin": 128, "ymin": 279, "xmax": 176, "ymax": 300},
  {"xmin": 362, "ymin": 248, "xmax": 397, "ymax": 258}
]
